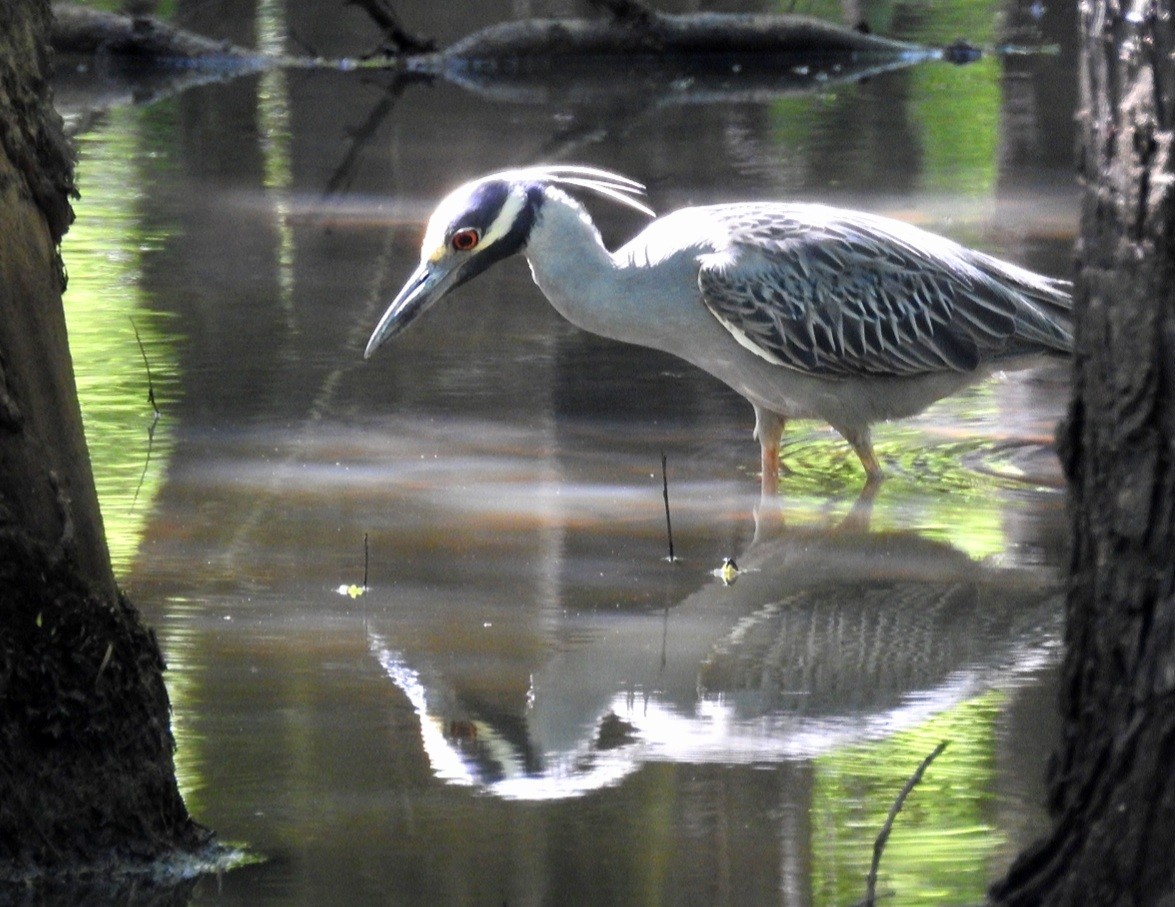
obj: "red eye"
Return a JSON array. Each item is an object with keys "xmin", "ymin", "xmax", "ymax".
[{"xmin": 451, "ymin": 228, "xmax": 480, "ymax": 251}]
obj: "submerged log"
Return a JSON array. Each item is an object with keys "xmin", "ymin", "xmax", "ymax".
[
  {"xmin": 48, "ymin": 3, "xmax": 972, "ymax": 133},
  {"xmin": 50, "ymin": 3, "xmax": 952, "ymax": 72},
  {"xmin": 430, "ymin": 13, "xmax": 946, "ymax": 106},
  {"xmin": 50, "ymin": 4, "xmax": 258, "ymax": 63},
  {"xmin": 49, "ymin": 4, "xmax": 269, "ymax": 133},
  {"xmin": 440, "ymin": 12, "xmax": 934, "ymax": 64}
]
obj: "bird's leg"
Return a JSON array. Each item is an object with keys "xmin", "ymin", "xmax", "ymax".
[
  {"xmin": 841, "ymin": 426, "xmax": 885, "ymax": 484},
  {"xmin": 753, "ymin": 407, "xmax": 788, "ymax": 497},
  {"xmin": 760, "ymin": 436, "xmax": 780, "ymax": 497}
]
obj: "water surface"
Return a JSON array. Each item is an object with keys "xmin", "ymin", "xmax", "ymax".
[{"xmin": 60, "ymin": 1, "xmax": 1076, "ymax": 903}]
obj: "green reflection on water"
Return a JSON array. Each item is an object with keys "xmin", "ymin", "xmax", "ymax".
[
  {"xmin": 774, "ymin": 381, "xmax": 1047, "ymax": 561},
  {"xmin": 782, "ymin": 0, "xmax": 997, "ymax": 45},
  {"xmin": 772, "ymin": 0, "xmax": 1001, "ymax": 197},
  {"xmin": 63, "ymin": 101, "xmax": 206, "ymax": 809},
  {"xmin": 906, "ymin": 4, "xmax": 1000, "ymax": 198},
  {"xmin": 62, "ymin": 104, "xmax": 182, "ymax": 578},
  {"xmin": 812, "ymin": 692, "xmax": 1004, "ymax": 906}
]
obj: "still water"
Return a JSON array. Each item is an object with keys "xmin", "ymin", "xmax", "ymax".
[{"xmin": 58, "ymin": 0, "xmax": 1076, "ymax": 903}]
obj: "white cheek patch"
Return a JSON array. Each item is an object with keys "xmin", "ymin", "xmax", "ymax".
[{"xmin": 479, "ymin": 187, "xmax": 526, "ymax": 250}]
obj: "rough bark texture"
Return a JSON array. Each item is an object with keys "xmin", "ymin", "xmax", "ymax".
[
  {"xmin": 0, "ymin": 0, "xmax": 207, "ymax": 883},
  {"xmin": 0, "ymin": 0, "xmax": 110, "ymax": 603},
  {"xmin": 0, "ymin": 533, "xmax": 206, "ymax": 878},
  {"xmin": 992, "ymin": 2, "xmax": 1175, "ymax": 903}
]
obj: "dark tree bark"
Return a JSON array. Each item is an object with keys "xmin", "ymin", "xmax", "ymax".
[
  {"xmin": 0, "ymin": 0, "xmax": 207, "ymax": 883},
  {"xmin": 992, "ymin": 3, "xmax": 1175, "ymax": 903}
]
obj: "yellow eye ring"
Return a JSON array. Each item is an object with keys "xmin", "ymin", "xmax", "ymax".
[{"xmin": 451, "ymin": 228, "xmax": 480, "ymax": 252}]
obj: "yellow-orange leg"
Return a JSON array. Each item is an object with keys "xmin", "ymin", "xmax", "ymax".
[
  {"xmin": 842, "ymin": 426, "xmax": 885, "ymax": 485},
  {"xmin": 753, "ymin": 407, "xmax": 787, "ymax": 497}
]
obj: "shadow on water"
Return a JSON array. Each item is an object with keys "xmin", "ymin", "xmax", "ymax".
[{"xmin": 56, "ymin": 0, "xmax": 1078, "ymax": 903}]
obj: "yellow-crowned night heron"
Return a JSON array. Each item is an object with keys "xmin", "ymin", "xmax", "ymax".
[{"xmin": 364, "ymin": 166, "xmax": 1072, "ymax": 492}]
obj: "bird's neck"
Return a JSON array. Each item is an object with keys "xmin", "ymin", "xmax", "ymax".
[{"xmin": 523, "ymin": 189, "xmax": 630, "ymax": 342}]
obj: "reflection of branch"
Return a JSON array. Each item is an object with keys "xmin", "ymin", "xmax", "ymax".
[
  {"xmin": 129, "ymin": 317, "xmax": 159, "ymax": 415},
  {"xmin": 322, "ymin": 74, "xmax": 412, "ymax": 198},
  {"xmin": 859, "ymin": 741, "xmax": 949, "ymax": 907},
  {"xmin": 533, "ymin": 119, "xmax": 611, "ymax": 162},
  {"xmin": 531, "ymin": 95, "xmax": 653, "ymax": 161},
  {"xmin": 129, "ymin": 317, "xmax": 160, "ymax": 510},
  {"xmin": 346, "ymin": 0, "xmax": 435, "ymax": 54},
  {"xmin": 131, "ymin": 409, "xmax": 159, "ymax": 511}
]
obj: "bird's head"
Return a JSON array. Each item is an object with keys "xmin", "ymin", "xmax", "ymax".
[{"xmin": 363, "ymin": 166, "xmax": 653, "ymax": 359}]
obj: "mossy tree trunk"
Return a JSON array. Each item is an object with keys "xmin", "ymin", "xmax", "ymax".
[
  {"xmin": 992, "ymin": 2, "xmax": 1175, "ymax": 903},
  {"xmin": 0, "ymin": 0, "xmax": 206, "ymax": 879}
]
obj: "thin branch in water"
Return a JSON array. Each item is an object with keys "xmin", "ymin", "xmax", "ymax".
[
  {"xmin": 323, "ymin": 75, "xmax": 409, "ymax": 199},
  {"xmin": 860, "ymin": 740, "xmax": 949, "ymax": 907},
  {"xmin": 130, "ymin": 407, "xmax": 158, "ymax": 511},
  {"xmin": 129, "ymin": 316, "xmax": 159, "ymax": 415},
  {"xmin": 363, "ymin": 532, "xmax": 370, "ymax": 590},
  {"xmin": 661, "ymin": 451, "xmax": 676, "ymax": 563},
  {"xmin": 129, "ymin": 316, "xmax": 161, "ymax": 511},
  {"xmin": 346, "ymin": 0, "xmax": 436, "ymax": 55}
]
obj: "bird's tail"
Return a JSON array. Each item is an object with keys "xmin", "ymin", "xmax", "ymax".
[{"xmin": 974, "ymin": 252, "xmax": 1074, "ymax": 355}]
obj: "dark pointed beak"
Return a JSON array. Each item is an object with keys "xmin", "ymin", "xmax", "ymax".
[{"xmin": 364, "ymin": 263, "xmax": 449, "ymax": 359}]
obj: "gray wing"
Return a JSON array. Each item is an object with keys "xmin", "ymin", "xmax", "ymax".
[{"xmin": 696, "ymin": 205, "xmax": 1072, "ymax": 379}]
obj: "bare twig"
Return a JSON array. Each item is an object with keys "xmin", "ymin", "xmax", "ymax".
[
  {"xmin": 129, "ymin": 317, "xmax": 159, "ymax": 415},
  {"xmin": 129, "ymin": 316, "xmax": 161, "ymax": 511},
  {"xmin": 130, "ymin": 410, "xmax": 158, "ymax": 511},
  {"xmin": 324, "ymin": 75, "xmax": 410, "ymax": 198},
  {"xmin": 363, "ymin": 532, "xmax": 369, "ymax": 590},
  {"xmin": 661, "ymin": 451, "xmax": 675, "ymax": 562},
  {"xmin": 346, "ymin": 0, "xmax": 436, "ymax": 54},
  {"xmin": 860, "ymin": 740, "xmax": 949, "ymax": 907}
]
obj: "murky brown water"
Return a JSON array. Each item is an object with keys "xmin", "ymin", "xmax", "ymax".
[{"xmin": 58, "ymin": 0, "xmax": 1077, "ymax": 903}]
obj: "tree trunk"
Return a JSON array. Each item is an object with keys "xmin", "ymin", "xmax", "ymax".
[
  {"xmin": 992, "ymin": 2, "xmax": 1175, "ymax": 903},
  {"xmin": 0, "ymin": 0, "xmax": 207, "ymax": 881}
]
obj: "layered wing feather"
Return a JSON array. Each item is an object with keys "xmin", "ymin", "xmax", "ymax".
[{"xmin": 695, "ymin": 204, "xmax": 1072, "ymax": 379}]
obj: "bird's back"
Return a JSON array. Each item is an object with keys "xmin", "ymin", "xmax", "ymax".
[{"xmin": 626, "ymin": 202, "xmax": 1072, "ymax": 381}]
